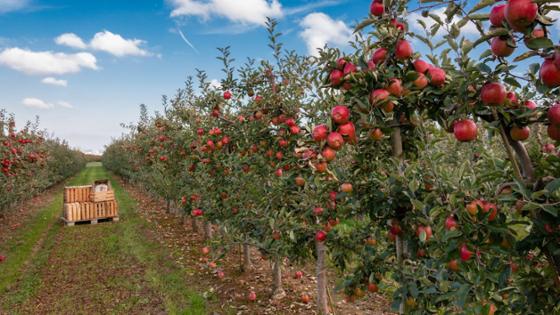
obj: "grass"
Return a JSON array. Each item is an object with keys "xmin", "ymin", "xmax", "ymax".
[{"xmin": 0, "ymin": 163, "xmax": 207, "ymax": 314}]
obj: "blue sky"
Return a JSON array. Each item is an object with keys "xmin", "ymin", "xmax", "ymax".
[
  {"xmin": 0, "ymin": 0, "xmax": 367, "ymax": 153},
  {"xmin": 0, "ymin": 0, "xmax": 557, "ymax": 153}
]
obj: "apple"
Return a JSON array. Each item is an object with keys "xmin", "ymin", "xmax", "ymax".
[
  {"xmin": 330, "ymin": 69, "xmax": 343, "ymax": 86},
  {"xmin": 247, "ymin": 291, "xmax": 257, "ymax": 302},
  {"xmin": 460, "ymin": 244, "xmax": 473, "ymax": 261},
  {"xmin": 370, "ymin": 0, "xmax": 384, "ymax": 16},
  {"xmin": 395, "ymin": 40, "xmax": 413, "ymax": 60},
  {"xmin": 338, "ymin": 122, "xmax": 356, "ymax": 140},
  {"xmin": 159, "ymin": 156, "xmax": 168, "ymax": 162},
  {"xmin": 294, "ymin": 271, "xmax": 304, "ymax": 279},
  {"xmin": 313, "ymin": 207, "xmax": 324, "ymax": 216},
  {"xmin": 482, "ymin": 201, "xmax": 498, "ymax": 221},
  {"xmin": 428, "ymin": 67, "xmax": 446, "ymax": 86},
  {"xmin": 540, "ymin": 59, "xmax": 560, "ymax": 88},
  {"xmin": 295, "ymin": 176, "xmax": 305, "ymax": 187},
  {"xmin": 367, "ymin": 282, "xmax": 379, "ymax": 293},
  {"xmin": 413, "ymin": 59, "xmax": 430, "ymax": 73},
  {"xmin": 313, "ymin": 124, "xmax": 329, "ymax": 142},
  {"xmin": 391, "ymin": 18, "xmax": 406, "ymax": 31},
  {"xmin": 301, "ymin": 293, "xmax": 311, "ymax": 304},
  {"xmin": 192, "ymin": 208, "xmax": 204, "ymax": 217},
  {"xmin": 223, "ymin": 91, "xmax": 232, "ymax": 100},
  {"xmin": 506, "ymin": 92, "xmax": 518, "ymax": 106},
  {"xmin": 445, "ymin": 216, "xmax": 458, "ymax": 231},
  {"xmin": 0, "ymin": 255, "xmax": 5, "ymax": 263},
  {"xmin": 480, "ymin": 82, "xmax": 507, "ymax": 106},
  {"xmin": 316, "ymin": 230, "xmax": 328, "ymax": 242},
  {"xmin": 490, "ymin": 4, "xmax": 507, "ymax": 26},
  {"xmin": 387, "ymin": 78, "xmax": 403, "ymax": 96},
  {"xmin": 510, "ymin": 126, "xmax": 530, "ymax": 141},
  {"xmin": 327, "ymin": 132, "xmax": 344, "ymax": 150},
  {"xmin": 322, "ymin": 147, "xmax": 337, "ymax": 162},
  {"xmin": 413, "ymin": 73, "xmax": 428, "ymax": 89},
  {"xmin": 329, "ymin": 191, "xmax": 337, "ymax": 201},
  {"xmin": 548, "ymin": 124, "xmax": 560, "ymax": 141},
  {"xmin": 548, "ymin": 103, "xmax": 560, "ymax": 125},
  {"xmin": 416, "ymin": 225, "xmax": 433, "ymax": 242},
  {"xmin": 217, "ymin": 270, "xmax": 225, "ymax": 279},
  {"xmin": 448, "ymin": 259, "xmax": 460, "ymax": 271},
  {"xmin": 371, "ymin": 48, "xmax": 388, "ymax": 64},
  {"xmin": 505, "ymin": 0, "xmax": 538, "ymax": 32},
  {"xmin": 331, "ymin": 105, "xmax": 351, "ymax": 125},
  {"xmin": 369, "ymin": 89, "xmax": 390, "ymax": 106},
  {"xmin": 275, "ymin": 151, "xmax": 283, "ymax": 160},
  {"xmin": 275, "ymin": 168, "xmax": 283, "ymax": 177},
  {"xmin": 491, "ymin": 36, "xmax": 515, "ymax": 57},
  {"xmin": 201, "ymin": 247, "xmax": 210, "ymax": 255},
  {"xmin": 341, "ymin": 183, "xmax": 353, "ymax": 193},
  {"xmin": 453, "ymin": 119, "xmax": 477, "ymax": 142},
  {"xmin": 525, "ymin": 100, "xmax": 537, "ymax": 110},
  {"xmin": 371, "ymin": 128, "xmax": 384, "ymax": 141},
  {"xmin": 467, "ymin": 200, "xmax": 483, "ymax": 216},
  {"xmin": 315, "ymin": 161, "xmax": 328, "ymax": 173},
  {"xmin": 543, "ymin": 143, "xmax": 556, "ymax": 153}
]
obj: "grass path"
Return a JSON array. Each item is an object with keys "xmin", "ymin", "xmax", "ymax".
[{"xmin": 0, "ymin": 163, "xmax": 206, "ymax": 315}]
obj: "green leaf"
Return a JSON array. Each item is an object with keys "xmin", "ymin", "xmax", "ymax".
[
  {"xmin": 469, "ymin": 0, "xmax": 496, "ymax": 14},
  {"xmin": 545, "ymin": 178, "xmax": 560, "ymax": 194},
  {"xmin": 525, "ymin": 37, "xmax": 554, "ymax": 50},
  {"xmin": 514, "ymin": 50, "xmax": 539, "ymax": 62},
  {"xmin": 472, "ymin": 28, "xmax": 509, "ymax": 48},
  {"xmin": 354, "ymin": 19, "xmax": 375, "ymax": 33},
  {"xmin": 542, "ymin": 205, "xmax": 558, "ymax": 217}
]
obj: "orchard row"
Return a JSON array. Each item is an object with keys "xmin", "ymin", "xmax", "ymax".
[{"xmin": 104, "ymin": 1, "xmax": 560, "ymax": 314}]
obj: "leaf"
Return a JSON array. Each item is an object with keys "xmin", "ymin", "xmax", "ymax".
[
  {"xmin": 503, "ymin": 77, "xmax": 521, "ymax": 88},
  {"xmin": 472, "ymin": 28, "xmax": 509, "ymax": 48},
  {"xmin": 455, "ymin": 284, "xmax": 471, "ymax": 308},
  {"xmin": 469, "ymin": 0, "xmax": 497, "ymax": 14},
  {"xmin": 545, "ymin": 178, "xmax": 560, "ymax": 194},
  {"xmin": 514, "ymin": 50, "xmax": 539, "ymax": 62},
  {"xmin": 542, "ymin": 205, "xmax": 558, "ymax": 217},
  {"xmin": 525, "ymin": 37, "xmax": 554, "ymax": 50},
  {"xmin": 354, "ymin": 19, "xmax": 375, "ymax": 33}
]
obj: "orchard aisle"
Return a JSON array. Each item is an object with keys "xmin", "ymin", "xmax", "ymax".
[{"xmin": 0, "ymin": 163, "xmax": 207, "ymax": 315}]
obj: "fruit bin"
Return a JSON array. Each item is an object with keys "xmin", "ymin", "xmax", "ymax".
[{"xmin": 62, "ymin": 179, "xmax": 118, "ymax": 226}]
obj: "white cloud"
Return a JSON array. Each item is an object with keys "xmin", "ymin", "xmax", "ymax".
[
  {"xmin": 209, "ymin": 79, "xmax": 221, "ymax": 89},
  {"xmin": 0, "ymin": 48, "xmax": 97, "ymax": 75},
  {"xmin": 169, "ymin": 0, "xmax": 283, "ymax": 25},
  {"xmin": 299, "ymin": 12, "xmax": 351, "ymax": 56},
  {"xmin": 407, "ymin": 7, "xmax": 479, "ymax": 37},
  {"xmin": 90, "ymin": 31, "xmax": 150, "ymax": 57},
  {"xmin": 55, "ymin": 33, "xmax": 87, "ymax": 49},
  {"xmin": 22, "ymin": 97, "xmax": 73, "ymax": 109},
  {"xmin": 0, "ymin": 0, "xmax": 29, "ymax": 13},
  {"xmin": 548, "ymin": 10, "xmax": 560, "ymax": 31},
  {"xmin": 41, "ymin": 77, "xmax": 68, "ymax": 87}
]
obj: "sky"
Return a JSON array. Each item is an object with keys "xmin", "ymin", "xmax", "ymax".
[{"xmin": 0, "ymin": 0, "xmax": 558, "ymax": 154}]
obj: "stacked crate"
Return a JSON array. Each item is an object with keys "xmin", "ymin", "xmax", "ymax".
[{"xmin": 62, "ymin": 180, "xmax": 119, "ymax": 226}]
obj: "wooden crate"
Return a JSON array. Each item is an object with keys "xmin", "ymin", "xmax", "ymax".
[
  {"xmin": 62, "ymin": 200, "xmax": 119, "ymax": 226},
  {"xmin": 89, "ymin": 180, "xmax": 115, "ymax": 202},
  {"xmin": 64, "ymin": 186, "xmax": 93, "ymax": 203}
]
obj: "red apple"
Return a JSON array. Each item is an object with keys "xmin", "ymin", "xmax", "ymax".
[
  {"xmin": 201, "ymin": 247, "xmax": 210, "ymax": 255},
  {"xmin": 510, "ymin": 126, "xmax": 530, "ymax": 141},
  {"xmin": 338, "ymin": 122, "xmax": 356, "ymax": 141},
  {"xmin": 524, "ymin": 100, "xmax": 537, "ymax": 110},
  {"xmin": 543, "ymin": 143, "xmax": 555, "ymax": 153},
  {"xmin": 313, "ymin": 207, "xmax": 324, "ymax": 216},
  {"xmin": 275, "ymin": 168, "xmax": 283, "ymax": 177},
  {"xmin": 301, "ymin": 293, "xmax": 311, "ymax": 304},
  {"xmin": 460, "ymin": 244, "xmax": 473, "ymax": 261},
  {"xmin": 370, "ymin": 89, "xmax": 390, "ymax": 106},
  {"xmin": 453, "ymin": 119, "xmax": 477, "ymax": 142},
  {"xmin": 541, "ymin": 59, "xmax": 560, "ymax": 88},
  {"xmin": 331, "ymin": 105, "xmax": 351, "ymax": 125},
  {"xmin": 370, "ymin": 0, "xmax": 384, "ymax": 16},
  {"xmin": 315, "ymin": 230, "xmax": 328, "ymax": 242},
  {"xmin": 330, "ymin": 69, "xmax": 343, "ymax": 86},
  {"xmin": 490, "ymin": 4, "xmax": 507, "ymax": 26},
  {"xmin": 313, "ymin": 124, "xmax": 329, "ymax": 142},
  {"xmin": 327, "ymin": 132, "xmax": 344, "ymax": 150},
  {"xmin": 367, "ymin": 282, "xmax": 379, "ymax": 293},
  {"xmin": 223, "ymin": 91, "xmax": 232, "ymax": 100},
  {"xmin": 371, "ymin": 48, "xmax": 388, "ymax": 64},
  {"xmin": 448, "ymin": 259, "xmax": 460, "ymax": 271},
  {"xmin": 548, "ymin": 124, "xmax": 560, "ymax": 141},
  {"xmin": 391, "ymin": 18, "xmax": 406, "ymax": 31},
  {"xmin": 413, "ymin": 59, "xmax": 430, "ymax": 73},
  {"xmin": 247, "ymin": 291, "xmax": 257, "ymax": 302},
  {"xmin": 341, "ymin": 183, "xmax": 353, "ymax": 193},
  {"xmin": 343, "ymin": 62, "xmax": 357, "ymax": 75},
  {"xmin": 428, "ymin": 67, "xmax": 446, "ymax": 87},
  {"xmin": 416, "ymin": 225, "xmax": 433, "ymax": 242},
  {"xmin": 387, "ymin": 78, "xmax": 403, "ymax": 96},
  {"xmin": 191, "ymin": 209, "xmax": 204, "ymax": 217},
  {"xmin": 395, "ymin": 40, "xmax": 413, "ymax": 60},
  {"xmin": 414, "ymin": 73, "xmax": 429, "ymax": 89},
  {"xmin": 322, "ymin": 146, "xmax": 337, "ymax": 162},
  {"xmin": 445, "ymin": 216, "xmax": 458, "ymax": 231},
  {"xmin": 548, "ymin": 103, "xmax": 560, "ymax": 125},
  {"xmin": 294, "ymin": 271, "xmax": 304, "ymax": 279},
  {"xmin": 505, "ymin": 0, "xmax": 538, "ymax": 32},
  {"xmin": 295, "ymin": 176, "xmax": 305, "ymax": 187},
  {"xmin": 480, "ymin": 82, "xmax": 507, "ymax": 106},
  {"xmin": 491, "ymin": 37, "xmax": 515, "ymax": 57},
  {"xmin": 371, "ymin": 128, "xmax": 383, "ymax": 141}
]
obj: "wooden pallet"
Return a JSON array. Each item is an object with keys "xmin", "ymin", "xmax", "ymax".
[
  {"xmin": 62, "ymin": 200, "xmax": 119, "ymax": 225},
  {"xmin": 61, "ymin": 216, "xmax": 120, "ymax": 227}
]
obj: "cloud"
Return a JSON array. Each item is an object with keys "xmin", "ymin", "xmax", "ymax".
[
  {"xmin": 168, "ymin": 0, "xmax": 283, "ymax": 25},
  {"xmin": 0, "ymin": 47, "xmax": 98, "ymax": 75},
  {"xmin": 407, "ymin": 7, "xmax": 479, "ymax": 37},
  {"xmin": 55, "ymin": 33, "xmax": 87, "ymax": 49},
  {"xmin": 299, "ymin": 12, "xmax": 351, "ymax": 56},
  {"xmin": 0, "ymin": 0, "xmax": 29, "ymax": 13},
  {"xmin": 41, "ymin": 77, "xmax": 68, "ymax": 87},
  {"xmin": 22, "ymin": 97, "xmax": 73, "ymax": 109},
  {"xmin": 209, "ymin": 79, "xmax": 221, "ymax": 89},
  {"xmin": 89, "ymin": 31, "xmax": 150, "ymax": 57}
]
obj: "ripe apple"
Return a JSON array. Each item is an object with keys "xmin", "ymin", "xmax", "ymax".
[
  {"xmin": 387, "ymin": 78, "xmax": 403, "ymax": 96},
  {"xmin": 370, "ymin": 0, "xmax": 384, "ymax": 16},
  {"xmin": 343, "ymin": 62, "xmax": 357, "ymax": 76},
  {"xmin": 524, "ymin": 100, "xmax": 537, "ymax": 110},
  {"xmin": 460, "ymin": 244, "xmax": 473, "ymax": 261},
  {"xmin": 467, "ymin": 200, "xmax": 483, "ymax": 216},
  {"xmin": 331, "ymin": 105, "xmax": 351, "ymax": 125},
  {"xmin": 313, "ymin": 206, "xmax": 324, "ymax": 216},
  {"xmin": 369, "ymin": 89, "xmax": 390, "ymax": 106},
  {"xmin": 548, "ymin": 124, "xmax": 560, "ymax": 141},
  {"xmin": 445, "ymin": 216, "xmax": 458, "ymax": 231},
  {"xmin": 201, "ymin": 247, "xmax": 210, "ymax": 255},
  {"xmin": 548, "ymin": 103, "xmax": 560, "ymax": 125},
  {"xmin": 338, "ymin": 122, "xmax": 356, "ymax": 140},
  {"xmin": 490, "ymin": 4, "xmax": 507, "ymax": 26},
  {"xmin": 428, "ymin": 67, "xmax": 446, "ymax": 87},
  {"xmin": 223, "ymin": 91, "xmax": 232, "ymax": 100},
  {"xmin": 247, "ymin": 291, "xmax": 257, "ymax": 302},
  {"xmin": 448, "ymin": 259, "xmax": 460, "ymax": 272},
  {"xmin": 540, "ymin": 59, "xmax": 560, "ymax": 88},
  {"xmin": 505, "ymin": 0, "xmax": 538, "ymax": 32},
  {"xmin": 453, "ymin": 119, "xmax": 477, "ymax": 142},
  {"xmin": 322, "ymin": 146, "xmax": 337, "ymax": 162},
  {"xmin": 371, "ymin": 128, "xmax": 384, "ymax": 141},
  {"xmin": 329, "ymin": 191, "xmax": 337, "ymax": 201},
  {"xmin": 395, "ymin": 40, "xmax": 413, "ymax": 60},
  {"xmin": 480, "ymin": 82, "xmax": 507, "ymax": 106},
  {"xmin": 301, "ymin": 293, "xmax": 311, "ymax": 304},
  {"xmin": 295, "ymin": 176, "xmax": 305, "ymax": 187},
  {"xmin": 313, "ymin": 124, "xmax": 329, "ymax": 142},
  {"xmin": 482, "ymin": 201, "xmax": 498, "ymax": 221},
  {"xmin": 413, "ymin": 73, "xmax": 428, "ymax": 89},
  {"xmin": 391, "ymin": 18, "xmax": 406, "ymax": 31},
  {"xmin": 191, "ymin": 209, "xmax": 204, "ymax": 217},
  {"xmin": 275, "ymin": 168, "xmax": 283, "ymax": 177},
  {"xmin": 315, "ymin": 230, "xmax": 328, "ymax": 242},
  {"xmin": 543, "ymin": 143, "xmax": 556, "ymax": 153},
  {"xmin": 0, "ymin": 255, "xmax": 5, "ymax": 263},
  {"xmin": 315, "ymin": 161, "xmax": 328, "ymax": 173},
  {"xmin": 330, "ymin": 69, "xmax": 343, "ymax": 86},
  {"xmin": 327, "ymin": 132, "xmax": 344, "ymax": 150},
  {"xmin": 367, "ymin": 282, "xmax": 379, "ymax": 293},
  {"xmin": 491, "ymin": 36, "xmax": 515, "ymax": 57},
  {"xmin": 341, "ymin": 183, "xmax": 353, "ymax": 193},
  {"xmin": 294, "ymin": 271, "xmax": 304, "ymax": 279},
  {"xmin": 371, "ymin": 48, "xmax": 388, "ymax": 64},
  {"xmin": 510, "ymin": 126, "xmax": 530, "ymax": 141},
  {"xmin": 413, "ymin": 59, "xmax": 430, "ymax": 73},
  {"xmin": 416, "ymin": 225, "xmax": 433, "ymax": 242}
]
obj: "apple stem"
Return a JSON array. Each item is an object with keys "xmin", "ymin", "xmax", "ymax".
[{"xmin": 316, "ymin": 239, "xmax": 330, "ymax": 314}]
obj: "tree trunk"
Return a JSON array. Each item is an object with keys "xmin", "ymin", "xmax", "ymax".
[
  {"xmin": 271, "ymin": 257, "xmax": 286, "ymax": 299},
  {"xmin": 392, "ymin": 123, "xmax": 405, "ymax": 315},
  {"xmin": 203, "ymin": 221, "xmax": 213, "ymax": 240},
  {"xmin": 242, "ymin": 242, "xmax": 252, "ymax": 272},
  {"xmin": 191, "ymin": 217, "xmax": 198, "ymax": 233},
  {"xmin": 316, "ymin": 240, "xmax": 330, "ymax": 314},
  {"xmin": 505, "ymin": 133, "xmax": 535, "ymax": 182},
  {"xmin": 166, "ymin": 199, "xmax": 171, "ymax": 214}
]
